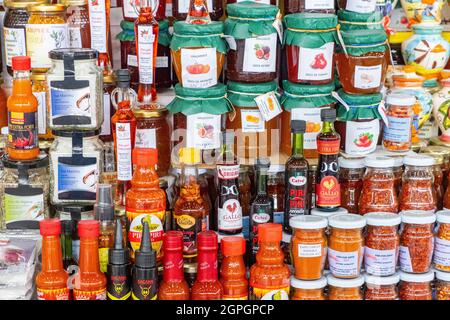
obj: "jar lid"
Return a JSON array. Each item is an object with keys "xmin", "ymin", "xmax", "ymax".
[
  {"xmin": 364, "ymin": 155, "xmax": 396, "ymax": 168},
  {"xmin": 336, "ymin": 89, "xmax": 382, "ymax": 107},
  {"xmin": 173, "ymin": 20, "xmax": 224, "ymax": 36},
  {"xmin": 327, "ymin": 274, "xmax": 365, "ymax": 288},
  {"xmin": 282, "ymin": 231, "xmax": 292, "ymax": 243},
  {"xmin": 338, "ymin": 157, "xmax": 365, "ymax": 169},
  {"xmin": 226, "ymin": 2, "xmax": 279, "ymax": 19},
  {"xmin": 61, "ymin": 0, "xmax": 88, "ymax": 6},
  {"xmin": 228, "ymin": 80, "xmax": 278, "ymax": 95},
  {"xmin": 284, "ymin": 13, "xmax": 337, "ymax": 30},
  {"xmin": 436, "ymin": 210, "xmax": 450, "ymax": 224},
  {"xmin": 385, "ymin": 93, "xmax": 416, "ymax": 106},
  {"xmin": 4, "ymin": 0, "xmax": 46, "ymax": 9},
  {"xmin": 401, "ymin": 211, "xmax": 436, "ymax": 224},
  {"xmin": 133, "ymin": 107, "xmax": 168, "ymax": 118},
  {"xmin": 365, "ymin": 273, "xmax": 400, "ymax": 286},
  {"xmin": 429, "ymin": 154, "xmax": 444, "ymax": 165},
  {"xmin": 49, "ymin": 48, "xmax": 99, "ymax": 61},
  {"xmin": 337, "ymin": 9, "xmax": 383, "ymax": 23},
  {"xmin": 328, "ymin": 213, "xmax": 366, "ymax": 229},
  {"xmin": 52, "ymin": 130, "xmax": 99, "ymax": 137},
  {"xmin": 1, "ymin": 153, "xmax": 49, "ymax": 169},
  {"xmin": 399, "ymin": 270, "xmax": 434, "ymax": 283},
  {"xmin": 420, "ymin": 146, "xmax": 450, "ymax": 158},
  {"xmin": 435, "ymin": 268, "xmax": 450, "ymax": 282},
  {"xmin": 27, "ymin": 3, "xmax": 66, "ymax": 11},
  {"xmin": 365, "ymin": 212, "xmax": 401, "ymax": 227},
  {"xmin": 340, "ymin": 29, "xmax": 387, "ymax": 46},
  {"xmin": 289, "ymin": 215, "xmax": 328, "ymax": 229},
  {"xmin": 268, "ymin": 164, "xmax": 285, "ymax": 173},
  {"xmin": 311, "ymin": 207, "xmax": 348, "ymax": 218},
  {"xmin": 282, "ymin": 80, "xmax": 335, "ymax": 96},
  {"xmin": 388, "ymin": 156, "xmax": 404, "ymax": 167},
  {"xmin": 403, "ymin": 154, "xmax": 434, "ymax": 166},
  {"xmin": 290, "ymin": 276, "xmax": 327, "ymax": 290}
]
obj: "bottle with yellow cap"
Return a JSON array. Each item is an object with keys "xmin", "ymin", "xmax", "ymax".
[{"xmin": 173, "ymin": 147, "xmax": 208, "ymax": 264}]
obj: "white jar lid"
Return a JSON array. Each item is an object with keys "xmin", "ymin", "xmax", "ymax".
[
  {"xmin": 290, "ymin": 276, "xmax": 327, "ymax": 290},
  {"xmin": 327, "ymin": 274, "xmax": 365, "ymax": 288},
  {"xmin": 434, "ymin": 268, "xmax": 450, "ymax": 282},
  {"xmin": 436, "ymin": 210, "xmax": 450, "ymax": 224},
  {"xmin": 338, "ymin": 157, "xmax": 365, "ymax": 169},
  {"xmin": 386, "ymin": 93, "xmax": 416, "ymax": 106},
  {"xmin": 401, "ymin": 211, "xmax": 436, "ymax": 224},
  {"xmin": 328, "ymin": 213, "xmax": 366, "ymax": 229},
  {"xmin": 364, "ymin": 155, "xmax": 396, "ymax": 168},
  {"xmin": 365, "ymin": 273, "xmax": 400, "ymax": 286},
  {"xmin": 290, "ymin": 215, "xmax": 328, "ymax": 230},
  {"xmin": 282, "ymin": 231, "xmax": 292, "ymax": 243},
  {"xmin": 311, "ymin": 207, "xmax": 348, "ymax": 218},
  {"xmin": 403, "ymin": 154, "xmax": 434, "ymax": 166},
  {"xmin": 390, "ymin": 156, "xmax": 404, "ymax": 167},
  {"xmin": 365, "ymin": 212, "xmax": 401, "ymax": 227},
  {"xmin": 399, "ymin": 270, "xmax": 434, "ymax": 283}
]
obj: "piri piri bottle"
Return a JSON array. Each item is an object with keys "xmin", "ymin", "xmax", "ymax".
[
  {"xmin": 36, "ymin": 219, "xmax": 70, "ymax": 300},
  {"xmin": 220, "ymin": 236, "xmax": 248, "ymax": 300},
  {"xmin": 186, "ymin": 0, "xmax": 211, "ymax": 24}
]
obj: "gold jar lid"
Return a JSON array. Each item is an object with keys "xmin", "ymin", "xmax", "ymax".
[
  {"xmin": 184, "ymin": 262, "xmax": 197, "ymax": 274},
  {"xmin": 31, "ymin": 73, "xmax": 46, "ymax": 81},
  {"xmin": 60, "ymin": 0, "xmax": 87, "ymax": 6},
  {"xmin": 421, "ymin": 145, "xmax": 450, "ymax": 161},
  {"xmin": 4, "ymin": 0, "xmax": 47, "ymax": 9},
  {"xmin": 133, "ymin": 107, "xmax": 168, "ymax": 118},
  {"xmin": 27, "ymin": 3, "xmax": 66, "ymax": 12}
]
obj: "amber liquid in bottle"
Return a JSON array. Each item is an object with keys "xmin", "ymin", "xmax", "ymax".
[{"xmin": 186, "ymin": 0, "xmax": 211, "ymax": 24}]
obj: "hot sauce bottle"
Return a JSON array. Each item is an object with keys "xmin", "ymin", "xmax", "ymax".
[
  {"xmin": 36, "ymin": 219, "xmax": 70, "ymax": 300},
  {"xmin": 284, "ymin": 120, "xmax": 309, "ymax": 233},
  {"xmin": 73, "ymin": 220, "xmax": 107, "ymax": 300},
  {"xmin": 186, "ymin": 0, "xmax": 211, "ymax": 24},
  {"xmin": 159, "ymin": 231, "xmax": 190, "ymax": 300},
  {"xmin": 7, "ymin": 56, "xmax": 39, "ymax": 161},
  {"xmin": 250, "ymin": 223, "xmax": 290, "ymax": 300},
  {"xmin": 316, "ymin": 108, "xmax": 341, "ymax": 212},
  {"xmin": 191, "ymin": 231, "xmax": 223, "ymax": 300},
  {"xmin": 220, "ymin": 236, "xmax": 248, "ymax": 300}
]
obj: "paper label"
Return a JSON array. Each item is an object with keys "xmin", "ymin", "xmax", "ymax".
[
  {"xmin": 156, "ymin": 56, "xmax": 169, "ymax": 68},
  {"xmin": 218, "ymin": 199, "xmax": 243, "ymax": 232},
  {"xmin": 434, "ymin": 237, "xmax": 450, "ymax": 267},
  {"xmin": 8, "ymin": 111, "xmax": 38, "ymax": 150},
  {"xmin": 174, "ymin": 214, "xmax": 202, "ymax": 258},
  {"xmin": 68, "ymin": 26, "xmax": 82, "ymax": 48},
  {"xmin": 181, "ymin": 48, "xmax": 217, "ymax": 88},
  {"xmin": 254, "ymin": 92, "xmax": 282, "ymax": 121},
  {"xmin": 37, "ymin": 288, "xmax": 70, "ymax": 300},
  {"xmin": 344, "ymin": 119, "xmax": 379, "ymax": 155},
  {"xmin": 57, "ymin": 160, "xmax": 98, "ymax": 199},
  {"xmin": 123, "ymin": 0, "xmax": 140, "ymax": 18},
  {"xmin": 316, "ymin": 176, "xmax": 340, "ymax": 207},
  {"xmin": 346, "ymin": 0, "xmax": 377, "ymax": 13},
  {"xmin": 298, "ymin": 244, "xmax": 322, "ymax": 257},
  {"xmin": 291, "ymin": 108, "xmax": 324, "ymax": 149},
  {"xmin": 49, "ymin": 85, "xmax": 93, "ymax": 125},
  {"xmin": 399, "ymin": 245, "xmax": 413, "ymax": 272},
  {"xmin": 186, "ymin": 113, "xmax": 221, "ymax": 149},
  {"xmin": 317, "ymin": 139, "xmax": 340, "ymax": 155},
  {"xmin": 217, "ymin": 165, "xmax": 240, "ymax": 179},
  {"xmin": 127, "ymin": 54, "xmax": 138, "ymax": 67},
  {"xmin": 305, "ymin": 0, "xmax": 335, "ymax": 9},
  {"xmin": 100, "ymin": 93, "xmax": 111, "ymax": 136},
  {"xmin": 135, "ymin": 128, "xmax": 157, "ymax": 148},
  {"xmin": 4, "ymin": 190, "xmax": 44, "ymax": 226},
  {"xmin": 116, "ymin": 122, "xmax": 133, "ymax": 181},
  {"xmin": 273, "ymin": 211, "xmax": 283, "ymax": 224},
  {"xmin": 178, "ymin": 0, "xmax": 213, "ymax": 13},
  {"xmin": 4, "ymin": 27, "xmax": 26, "ymax": 67},
  {"xmin": 33, "ymin": 91, "xmax": 47, "ymax": 135},
  {"xmin": 383, "ymin": 116, "xmax": 412, "ymax": 143},
  {"xmin": 250, "ymin": 286, "xmax": 289, "ymax": 300},
  {"xmin": 364, "ymin": 246, "xmax": 397, "ymax": 276},
  {"xmin": 128, "ymin": 212, "xmax": 164, "ymax": 256},
  {"xmin": 137, "ymin": 25, "xmax": 155, "ymax": 84},
  {"xmin": 354, "ymin": 64, "xmax": 382, "ymax": 89},
  {"xmin": 73, "ymin": 289, "xmax": 107, "ymax": 300},
  {"xmin": 241, "ymin": 109, "xmax": 265, "ymax": 133},
  {"xmin": 328, "ymin": 248, "xmax": 361, "ymax": 277},
  {"xmin": 243, "ymin": 33, "xmax": 277, "ymax": 73},
  {"xmin": 298, "ymin": 43, "xmax": 334, "ymax": 81},
  {"xmin": 89, "ymin": 0, "xmax": 107, "ymax": 53}
]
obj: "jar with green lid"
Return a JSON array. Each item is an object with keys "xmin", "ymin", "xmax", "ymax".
[
  {"xmin": 337, "ymin": 0, "xmax": 377, "ymax": 13},
  {"xmin": 334, "ymin": 89, "xmax": 383, "ymax": 156},
  {"xmin": 0, "ymin": 153, "xmax": 49, "ymax": 230},
  {"xmin": 62, "ymin": 0, "xmax": 91, "ymax": 49},
  {"xmin": 224, "ymin": 2, "xmax": 281, "ymax": 83},
  {"xmin": 280, "ymin": 80, "xmax": 335, "ymax": 159},
  {"xmin": 337, "ymin": 10, "xmax": 383, "ymax": 31},
  {"xmin": 170, "ymin": 21, "xmax": 226, "ymax": 89},
  {"xmin": 284, "ymin": 13, "xmax": 338, "ymax": 85},
  {"xmin": 226, "ymin": 80, "xmax": 280, "ymax": 160}
]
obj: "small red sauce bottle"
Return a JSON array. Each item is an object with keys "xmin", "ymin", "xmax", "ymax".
[{"xmin": 220, "ymin": 236, "xmax": 248, "ymax": 300}]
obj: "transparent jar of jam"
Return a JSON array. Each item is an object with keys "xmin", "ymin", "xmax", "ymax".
[
  {"xmin": 63, "ymin": 0, "xmax": 91, "ymax": 49},
  {"xmin": 337, "ymin": 9, "xmax": 384, "ymax": 32},
  {"xmin": 338, "ymin": 157, "xmax": 364, "ymax": 214},
  {"xmin": 172, "ymin": 0, "xmax": 223, "ymax": 21},
  {"xmin": 285, "ymin": 0, "xmax": 335, "ymax": 14},
  {"xmin": 364, "ymin": 273, "xmax": 400, "ymax": 300},
  {"xmin": 399, "ymin": 271, "xmax": 434, "ymax": 300}
]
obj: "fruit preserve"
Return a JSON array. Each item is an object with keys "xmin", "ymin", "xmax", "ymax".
[{"xmin": 337, "ymin": 10, "xmax": 384, "ymax": 31}]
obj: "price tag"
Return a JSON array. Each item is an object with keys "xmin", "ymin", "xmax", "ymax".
[{"xmin": 254, "ymin": 92, "xmax": 282, "ymax": 122}]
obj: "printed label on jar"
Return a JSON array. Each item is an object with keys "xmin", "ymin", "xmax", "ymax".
[
  {"xmin": 177, "ymin": 0, "xmax": 213, "ymax": 13},
  {"xmin": 181, "ymin": 48, "xmax": 217, "ymax": 88},
  {"xmin": 4, "ymin": 188, "xmax": 44, "ymax": 228},
  {"xmin": 73, "ymin": 288, "xmax": 107, "ymax": 300},
  {"xmin": 33, "ymin": 91, "xmax": 47, "ymax": 135},
  {"xmin": 298, "ymin": 43, "xmax": 334, "ymax": 81},
  {"xmin": 433, "ymin": 237, "xmax": 450, "ymax": 267},
  {"xmin": 328, "ymin": 248, "xmax": 360, "ymax": 277},
  {"xmin": 217, "ymin": 165, "xmax": 240, "ymax": 180},
  {"xmin": 383, "ymin": 116, "xmax": 412, "ymax": 143},
  {"xmin": 399, "ymin": 245, "xmax": 413, "ymax": 272},
  {"xmin": 243, "ymin": 33, "xmax": 277, "ymax": 73},
  {"xmin": 345, "ymin": 0, "xmax": 377, "ymax": 13},
  {"xmin": 316, "ymin": 176, "xmax": 340, "ymax": 207},
  {"xmin": 100, "ymin": 93, "xmax": 111, "ymax": 136},
  {"xmin": 4, "ymin": 27, "xmax": 26, "ymax": 67},
  {"xmin": 137, "ymin": 25, "xmax": 155, "ymax": 84},
  {"xmin": 8, "ymin": 111, "xmax": 38, "ymax": 150},
  {"xmin": 116, "ymin": 122, "xmax": 133, "ymax": 181},
  {"xmin": 186, "ymin": 113, "xmax": 221, "ymax": 150},
  {"xmin": 291, "ymin": 108, "xmax": 325, "ymax": 149},
  {"xmin": 89, "ymin": 0, "xmax": 107, "ymax": 53},
  {"xmin": 156, "ymin": 56, "xmax": 169, "ymax": 68},
  {"xmin": 298, "ymin": 243, "xmax": 322, "ymax": 258},
  {"xmin": 250, "ymin": 286, "xmax": 289, "ymax": 300},
  {"xmin": 354, "ymin": 64, "xmax": 382, "ymax": 89},
  {"xmin": 57, "ymin": 159, "xmax": 99, "ymax": 201},
  {"xmin": 364, "ymin": 246, "xmax": 397, "ymax": 276},
  {"xmin": 218, "ymin": 199, "xmax": 243, "ymax": 232},
  {"xmin": 127, "ymin": 54, "xmax": 138, "ymax": 67},
  {"xmin": 254, "ymin": 92, "xmax": 282, "ymax": 121},
  {"xmin": 128, "ymin": 212, "xmax": 164, "ymax": 256},
  {"xmin": 123, "ymin": 0, "xmax": 140, "ymax": 18},
  {"xmin": 37, "ymin": 287, "xmax": 70, "ymax": 300},
  {"xmin": 135, "ymin": 128, "xmax": 157, "ymax": 148},
  {"xmin": 68, "ymin": 26, "xmax": 82, "ymax": 48},
  {"xmin": 241, "ymin": 109, "xmax": 265, "ymax": 133},
  {"xmin": 305, "ymin": 0, "xmax": 334, "ymax": 9},
  {"xmin": 174, "ymin": 214, "xmax": 202, "ymax": 258},
  {"xmin": 317, "ymin": 139, "xmax": 340, "ymax": 155},
  {"xmin": 345, "ymin": 119, "xmax": 379, "ymax": 155}
]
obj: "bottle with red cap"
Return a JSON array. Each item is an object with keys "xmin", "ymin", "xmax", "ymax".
[
  {"xmin": 7, "ymin": 56, "xmax": 39, "ymax": 161},
  {"xmin": 220, "ymin": 236, "xmax": 248, "ymax": 300},
  {"xmin": 36, "ymin": 219, "xmax": 70, "ymax": 300},
  {"xmin": 73, "ymin": 220, "xmax": 107, "ymax": 300},
  {"xmin": 126, "ymin": 147, "xmax": 166, "ymax": 262},
  {"xmin": 191, "ymin": 231, "xmax": 223, "ymax": 300},
  {"xmin": 249, "ymin": 223, "xmax": 290, "ymax": 300}
]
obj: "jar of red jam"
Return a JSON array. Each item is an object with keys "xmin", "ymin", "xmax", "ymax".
[
  {"xmin": 338, "ymin": 157, "xmax": 365, "ymax": 214},
  {"xmin": 172, "ymin": 0, "xmax": 223, "ymax": 21},
  {"xmin": 284, "ymin": 13, "xmax": 337, "ymax": 85},
  {"xmin": 280, "ymin": 80, "xmax": 335, "ymax": 159},
  {"xmin": 335, "ymin": 29, "xmax": 390, "ymax": 94},
  {"xmin": 337, "ymin": 10, "xmax": 384, "ymax": 31},
  {"xmin": 364, "ymin": 273, "xmax": 400, "ymax": 300},
  {"xmin": 337, "ymin": 0, "xmax": 377, "ymax": 13},
  {"xmin": 399, "ymin": 270, "xmax": 434, "ymax": 300},
  {"xmin": 284, "ymin": 0, "xmax": 335, "ymax": 14},
  {"xmin": 224, "ymin": 2, "xmax": 281, "ymax": 83}
]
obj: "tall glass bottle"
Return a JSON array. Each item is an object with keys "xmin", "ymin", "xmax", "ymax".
[
  {"xmin": 284, "ymin": 120, "xmax": 309, "ymax": 233},
  {"xmin": 186, "ymin": 0, "xmax": 211, "ymax": 24},
  {"xmin": 95, "ymin": 184, "xmax": 115, "ymax": 273}
]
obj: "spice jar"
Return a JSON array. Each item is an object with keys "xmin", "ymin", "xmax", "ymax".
[
  {"xmin": 284, "ymin": 13, "xmax": 337, "ymax": 85},
  {"xmin": 290, "ymin": 276, "xmax": 327, "ymax": 300},
  {"xmin": 335, "ymin": 29, "xmax": 389, "ymax": 94},
  {"xmin": 391, "ymin": 156, "xmax": 403, "ymax": 197},
  {"xmin": 25, "ymin": 4, "xmax": 69, "ymax": 73},
  {"xmin": 359, "ymin": 156, "xmax": 399, "ymax": 214},
  {"xmin": 227, "ymin": 81, "xmax": 280, "ymax": 160},
  {"xmin": 31, "ymin": 73, "xmax": 52, "ymax": 141},
  {"xmin": 170, "ymin": 21, "xmax": 226, "ymax": 89},
  {"xmin": 327, "ymin": 274, "xmax": 364, "ymax": 300},
  {"xmin": 334, "ymin": 89, "xmax": 383, "ymax": 156},
  {"xmin": 399, "ymin": 211, "xmax": 436, "ymax": 273},
  {"xmin": 364, "ymin": 273, "xmax": 400, "ymax": 300},
  {"xmin": 364, "ymin": 212, "xmax": 401, "ymax": 276},
  {"xmin": 420, "ymin": 145, "xmax": 450, "ymax": 193},
  {"xmin": 46, "ymin": 48, "xmax": 103, "ymax": 131},
  {"xmin": 117, "ymin": 20, "xmax": 138, "ymax": 90},
  {"xmin": 338, "ymin": 157, "xmax": 364, "ymax": 214},
  {"xmin": 328, "ymin": 214, "xmax": 365, "ymax": 279},
  {"xmin": 63, "ymin": 0, "xmax": 91, "ymax": 49},
  {"xmin": 428, "ymin": 155, "xmax": 444, "ymax": 210},
  {"xmin": 284, "ymin": 0, "xmax": 335, "ymax": 14},
  {"xmin": 290, "ymin": 215, "xmax": 328, "ymax": 280},
  {"xmin": 434, "ymin": 210, "xmax": 450, "ymax": 271},
  {"xmin": 0, "ymin": 154, "xmax": 49, "ymax": 230},
  {"xmin": 337, "ymin": 10, "xmax": 384, "ymax": 31},
  {"xmin": 281, "ymin": 81, "xmax": 335, "ymax": 158},
  {"xmin": 435, "ymin": 269, "xmax": 450, "ymax": 300},
  {"xmin": 337, "ymin": 0, "xmax": 377, "ymax": 13},
  {"xmin": 399, "ymin": 270, "xmax": 434, "ymax": 300},
  {"xmin": 172, "ymin": 0, "xmax": 223, "ymax": 21},
  {"xmin": 49, "ymin": 130, "xmax": 104, "ymax": 205},
  {"xmin": 133, "ymin": 107, "xmax": 171, "ymax": 177},
  {"xmin": 400, "ymin": 155, "xmax": 436, "ymax": 212},
  {"xmin": 267, "ymin": 164, "xmax": 285, "ymax": 224},
  {"xmin": 224, "ymin": 2, "xmax": 281, "ymax": 83}
]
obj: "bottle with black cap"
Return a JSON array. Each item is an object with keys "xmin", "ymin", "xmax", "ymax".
[
  {"xmin": 131, "ymin": 220, "xmax": 158, "ymax": 300},
  {"xmin": 95, "ymin": 184, "xmax": 115, "ymax": 273},
  {"xmin": 61, "ymin": 219, "xmax": 76, "ymax": 271},
  {"xmin": 284, "ymin": 120, "xmax": 309, "ymax": 234}
]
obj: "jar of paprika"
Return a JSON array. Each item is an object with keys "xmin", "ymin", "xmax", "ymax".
[
  {"xmin": 290, "ymin": 276, "xmax": 327, "ymax": 300},
  {"xmin": 327, "ymin": 274, "xmax": 364, "ymax": 300},
  {"xmin": 399, "ymin": 270, "xmax": 434, "ymax": 300},
  {"xmin": 433, "ymin": 210, "xmax": 450, "ymax": 272},
  {"xmin": 364, "ymin": 273, "xmax": 400, "ymax": 300}
]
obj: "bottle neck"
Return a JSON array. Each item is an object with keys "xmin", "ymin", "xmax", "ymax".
[
  {"xmin": 163, "ymin": 249, "xmax": 184, "ymax": 282},
  {"xmin": 117, "ymin": 87, "xmax": 131, "ymax": 106},
  {"xmin": 256, "ymin": 241, "xmax": 284, "ymax": 266},
  {"xmin": 79, "ymin": 237, "xmax": 101, "ymax": 273},
  {"xmin": 41, "ymin": 235, "xmax": 64, "ymax": 273},
  {"xmin": 321, "ymin": 121, "xmax": 335, "ymax": 134},
  {"xmin": 291, "ymin": 132, "xmax": 304, "ymax": 157},
  {"xmin": 132, "ymin": 163, "xmax": 159, "ymax": 187},
  {"xmin": 196, "ymin": 248, "xmax": 218, "ymax": 282},
  {"xmin": 12, "ymin": 70, "xmax": 32, "ymax": 95},
  {"xmin": 181, "ymin": 164, "xmax": 199, "ymax": 186},
  {"xmin": 256, "ymin": 170, "xmax": 268, "ymax": 195},
  {"xmin": 61, "ymin": 233, "xmax": 73, "ymax": 262}
]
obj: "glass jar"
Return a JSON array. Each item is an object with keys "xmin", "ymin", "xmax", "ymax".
[
  {"xmin": 420, "ymin": 146, "xmax": 450, "ymax": 193},
  {"xmin": 290, "ymin": 276, "xmax": 327, "ymax": 300},
  {"xmin": 280, "ymin": 81, "xmax": 335, "ymax": 159},
  {"xmin": 399, "ymin": 211, "xmax": 436, "ymax": 273},
  {"xmin": 284, "ymin": 0, "xmax": 335, "ymax": 14},
  {"xmin": 429, "ymin": 155, "xmax": 444, "ymax": 210},
  {"xmin": 337, "ymin": 10, "xmax": 384, "ymax": 31},
  {"xmin": 283, "ymin": 13, "xmax": 337, "ymax": 85},
  {"xmin": 335, "ymin": 29, "xmax": 389, "ymax": 94},
  {"xmin": 364, "ymin": 212, "xmax": 401, "ymax": 276},
  {"xmin": 0, "ymin": 154, "xmax": 49, "ymax": 230},
  {"xmin": 400, "ymin": 155, "xmax": 436, "ymax": 212},
  {"xmin": 327, "ymin": 274, "xmax": 364, "ymax": 300},
  {"xmin": 434, "ymin": 210, "xmax": 450, "ymax": 272},
  {"xmin": 63, "ymin": 0, "xmax": 91, "ymax": 49},
  {"xmin": 25, "ymin": 4, "xmax": 69, "ymax": 73},
  {"xmin": 399, "ymin": 270, "xmax": 434, "ymax": 300},
  {"xmin": 338, "ymin": 157, "xmax": 365, "ymax": 214},
  {"xmin": 290, "ymin": 215, "xmax": 328, "ymax": 280},
  {"xmin": 49, "ymin": 130, "xmax": 104, "ymax": 205},
  {"xmin": 391, "ymin": 156, "xmax": 404, "ymax": 197},
  {"xmin": 267, "ymin": 164, "xmax": 285, "ymax": 224},
  {"xmin": 55, "ymin": 204, "xmax": 95, "ymax": 220},
  {"xmin": 364, "ymin": 273, "xmax": 400, "ymax": 300},
  {"xmin": 46, "ymin": 48, "xmax": 103, "ymax": 131},
  {"xmin": 117, "ymin": 20, "xmax": 138, "ymax": 90},
  {"xmin": 170, "ymin": 21, "xmax": 226, "ymax": 89},
  {"xmin": 172, "ymin": 0, "xmax": 223, "ymax": 21},
  {"xmin": 227, "ymin": 81, "xmax": 280, "ymax": 160},
  {"xmin": 328, "ymin": 214, "xmax": 365, "ymax": 278},
  {"xmin": 435, "ymin": 269, "xmax": 450, "ymax": 300},
  {"xmin": 337, "ymin": 0, "xmax": 377, "ymax": 13},
  {"xmin": 359, "ymin": 156, "xmax": 399, "ymax": 214},
  {"xmin": 100, "ymin": 74, "xmax": 116, "ymax": 142},
  {"xmin": 224, "ymin": 2, "xmax": 280, "ymax": 83},
  {"xmin": 31, "ymin": 73, "xmax": 52, "ymax": 141},
  {"xmin": 133, "ymin": 107, "xmax": 171, "ymax": 177}
]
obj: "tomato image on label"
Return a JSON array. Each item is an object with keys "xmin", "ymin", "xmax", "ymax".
[
  {"xmin": 310, "ymin": 53, "xmax": 327, "ymax": 69},
  {"xmin": 254, "ymin": 43, "xmax": 270, "ymax": 60},
  {"xmin": 353, "ymin": 132, "xmax": 374, "ymax": 148},
  {"xmin": 186, "ymin": 64, "xmax": 210, "ymax": 74}
]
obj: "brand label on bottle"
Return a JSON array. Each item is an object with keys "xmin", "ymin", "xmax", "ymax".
[
  {"xmin": 434, "ymin": 237, "xmax": 450, "ymax": 267},
  {"xmin": 137, "ymin": 25, "xmax": 155, "ymax": 84},
  {"xmin": 73, "ymin": 288, "xmax": 107, "ymax": 300},
  {"xmin": 399, "ymin": 245, "xmax": 413, "ymax": 272},
  {"xmin": 68, "ymin": 26, "xmax": 82, "ymax": 48},
  {"xmin": 37, "ymin": 287, "xmax": 70, "ymax": 300},
  {"xmin": 4, "ymin": 27, "xmax": 26, "ymax": 67},
  {"xmin": 345, "ymin": 119, "xmax": 379, "ymax": 155},
  {"xmin": 100, "ymin": 93, "xmax": 111, "ymax": 136},
  {"xmin": 108, "ymin": 283, "xmax": 132, "ymax": 300},
  {"xmin": 250, "ymin": 286, "xmax": 289, "ymax": 300},
  {"xmin": 135, "ymin": 128, "xmax": 157, "ymax": 148},
  {"xmin": 181, "ymin": 48, "xmax": 217, "ymax": 88},
  {"xmin": 298, "ymin": 243, "xmax": 322, "ymax": 257},
  {"xmin": 127, "ymin": 54, "xmax": 138, "ymax": 67},
  {"xmin": 218, "ymin": 165, "xmax": 240, "ymax": 180},
  {"xmin": 354, "ymin": 64, "xmax": 382, "ymax": 89},
  {"xmin": 128, "ymin": 212, "xmax": 165, "ymax": 257},
  {"xmin": 218, "ymin": 199, "xmax": 243, "ymax": 232},
  {"xmin": 99, "ymin": 247, "xmax": 109, "ymax": 273},
  {"xmin": 286, "ymin": 170, "xmax": 308, "ymax": 218},
  {"xmin": 33, "ymin": 92, "xmax": 47, "ymax": 135},
  {"xmin": 364, "ymin": 246, "xmax": 397, "ymax": 276},
  {"xmin": 241, "ymin": 109, "xmax": 265, "ymax": 133},
  {"xmin": 291, "ymin": 108, "xmax": 326, "ymax": 149},
  {"xmin": 243, "ymin": 33, "xmax": 277, "ymax": 73},
  {"xmin": 254, "ymin": 92, "xmax": 282, "ymax": 122},
  {"xmin": 317, "ymin": 139, "xmax": 340, "ymax": 155},
  {"xmin": 345, "ymin": 0, "xmax": 376, "ymax": 13},
  {"xmin": 250, "ymin": 204, "xmax": 272, "ymax": 256},
  {"xmin": 57, "ymin": 159, "xmax": 99, "ymax": 201},
  {"xmin": 89, "ymin": 0, "xmax": 107, "ymax": 53},
  {"xmin": 26, "ymin": 24, "xmax": 69, "ymax": 69},
  {"xmin": 8, "ymin": 111, "xmax": 38, "ymax": 150},
  {"xmin": 298, "ymin": 43, "xmax": 334, "ymax": 81},
  {"xmin": 316, "ymin": 176, "xmax": 340, "ymax": 207},
  {"xmin": 4, "ymin": 188, "xmax": 44, "ymax": 228},
  {"xmin": 186, "ymin": 113, "xmax": 221, "ymax": 150},
  {"xmin": 304, "ymin": 0, "xmax": 334, "ymax": 9},
  {"xmin": 177, "ymin": 0, "xmax": 213, "ymax": 13},
  {"xmin": 174, "ymin": 214, "xmax": 202, "ymax": 258},
  {"xmin": 383, "ymin": 116, "xmax": 412, "ymax": 143},
  {"xmin": 156, "ymin": 56, "xmax": 169, "ymax": 68},
  {"xmin": 123, "ymin": 0, "xmax": 140, "ymax": 18},
  {"xmin": 328, "ymin": 248, "xmax": 361, "ymax": 277},
  {"xmin": 132, "ymin": 274, "xmax": 158, "ymax": 300},
  {"xmin": 116, "ymin": 122, "xmax": 133, "ymax": 181}
]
